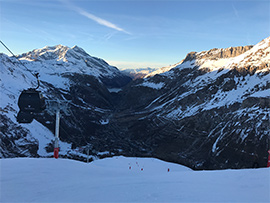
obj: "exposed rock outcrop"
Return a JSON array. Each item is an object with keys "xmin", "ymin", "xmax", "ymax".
[{"xmin": 183, "ymin": 45, "xmax": 254, "ymax": 62}]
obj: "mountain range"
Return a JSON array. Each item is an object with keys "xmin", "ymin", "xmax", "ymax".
[{"xmin": 1, "ymin": 36, "xmax": 269, "ymax": 169}]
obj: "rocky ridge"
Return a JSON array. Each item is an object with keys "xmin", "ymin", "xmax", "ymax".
[
  {"xmin": 145, "ymin": 45, "xmax": 254, "ymax": 78},
  {"xmin": 183, "ymin": 45, "xmax": 254, "ymax": 61}
]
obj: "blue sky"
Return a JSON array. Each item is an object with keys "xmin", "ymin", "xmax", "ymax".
[{"xmin": 0, "ymin": 0, "xmax": 269, "ymax": 69}]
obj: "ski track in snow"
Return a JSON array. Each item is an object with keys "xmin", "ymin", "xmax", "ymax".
[{"xmin": 0, "ymin": 157, "xmax": 269, "ymax": 202}]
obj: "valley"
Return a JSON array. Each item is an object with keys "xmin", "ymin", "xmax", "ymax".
[{"xmin": 1, "ymin": 37, "xmax": 270, "ymax": 170}]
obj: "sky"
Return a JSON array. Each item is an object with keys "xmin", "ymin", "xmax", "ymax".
[{"xmin": 0, "ymin": 0, "xmax": 269, "ymax": 70}]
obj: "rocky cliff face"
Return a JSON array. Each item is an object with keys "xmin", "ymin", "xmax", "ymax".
[
  {"xmin": 1, "ymin": 38, "xmax": 269, "ymax": 169},
  {"xmin": 183, "ymin": 45, "xmax": 254, "ymax": 62},
  {"xmin": 145, "ymin": 45, "xmax": 254, "ymax": 78}
]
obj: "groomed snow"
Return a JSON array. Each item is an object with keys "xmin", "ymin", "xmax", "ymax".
[{"xmin": 1, "ymin": 157, "xmax": 269, "ymax": 202}]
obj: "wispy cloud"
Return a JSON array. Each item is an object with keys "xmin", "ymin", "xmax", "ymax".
[
  {"xmin": 232, "ymin": 4, "xmax": 240, "ymax": 20},
  {"xmin": 59, "ymin": 0, "xmax": 130, "ymax": 35},
  {"xmin": 76, "ymin": 8, "xmax": 130, "ymax": 34}
]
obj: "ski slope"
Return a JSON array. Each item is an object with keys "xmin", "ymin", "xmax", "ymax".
[{"xmin": 1, "ymin": 156, "xmax": 269, "ymax": 202}]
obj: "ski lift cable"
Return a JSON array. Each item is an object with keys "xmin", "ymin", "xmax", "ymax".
[{"xmin": 0, "ymin": 40, "xmax": 40, "ymax": 89}]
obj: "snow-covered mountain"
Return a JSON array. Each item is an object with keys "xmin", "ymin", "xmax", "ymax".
[
  {"xmin": 1, "ymin": 37, "xmax": 269, "ymax": 170},
  {"xmin": 145, "ymin": 45, "xmax": 255, "ymax": 78},
  {"xmin": 116, "ymin": 37, "xmax": 270, "ymax": 169},
  {"xmin": 138, "ymin": 38, "xmax": 269, "ymax": 118},
  {"xmin": 18, "ymin": 45, "xmax": 131, "ymax": 88},
  {"xmin": 0, "ymin": 45, "xmax": 131, "ymax": 160}
]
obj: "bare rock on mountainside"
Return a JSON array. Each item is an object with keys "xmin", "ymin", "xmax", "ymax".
[
  {"xmin": 144, "ymin": 45, "xmax": 254, "ymax": 78},
  {"xmin": 183, "ymin": 45, "xmax": 254, "ymax": 62}
]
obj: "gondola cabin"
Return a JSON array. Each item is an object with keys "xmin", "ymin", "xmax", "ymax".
[
  {"xmin": 18, "ymin": 88, "xmax": 46, "ymax": 113},
  {"xmin": 16, "ymin": 111, "xmax": 34, "ymax": 124}
]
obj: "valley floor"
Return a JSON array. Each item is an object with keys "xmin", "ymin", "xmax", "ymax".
[{"xmin": 0, "ymin": 156, "xmax": 269, "ymax": 202}]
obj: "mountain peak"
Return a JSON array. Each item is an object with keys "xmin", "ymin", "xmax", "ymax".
[
  {"xmin": 71, "ymin": 45, "xmax": 79, "ymax": 50},
  {"xmin": 14, "ymin": 44, "xmax": 131, "ymax": 87},
  {"xmin": 70, "ymin": 45, "xmax": 89, "ymax": 57},
  {"xmin": 18, "ymin": 44, "xmax": 90, "ymax": 62},
  {"xmin": 37, "ymin": 44, "xmax": 70, "ymax": 54}
]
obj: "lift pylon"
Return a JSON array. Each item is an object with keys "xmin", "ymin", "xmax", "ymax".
[{"xmin": 46, "ymin": 99, "xmax": 70, "ymax": 159}]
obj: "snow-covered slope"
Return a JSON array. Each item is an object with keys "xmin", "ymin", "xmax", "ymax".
[
  {"xmin": 1, "ymin": 157, "xmax": 269, "ymax": 202},
  {"xmin": 19, "ymin": 45, "xmax": 117, "ymax": 77}
]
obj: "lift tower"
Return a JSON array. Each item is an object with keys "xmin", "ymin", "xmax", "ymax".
[{"xmin": 46, "ymin": 99, "xmax": 70, "ymax": 159}]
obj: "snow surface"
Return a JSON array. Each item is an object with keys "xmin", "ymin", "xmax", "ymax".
[
  {"xmin": 138, "ymin": 81, "xmax": 165, "ymax": 89},
  {"xmin": 1, "ymin": 157, "xmax": 269, "ymax": 202},
  {"xmin": 108, "ymin": 88, "xmax": 122, "ymax": 93},
  {"xmin": 19, "ymin": 120, "xmax": 72, "ymax": 157}
]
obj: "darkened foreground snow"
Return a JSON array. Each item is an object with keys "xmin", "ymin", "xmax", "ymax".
[{"xmin": 0, "ymin": 156, "xmax": 269, "ymax": 202}]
